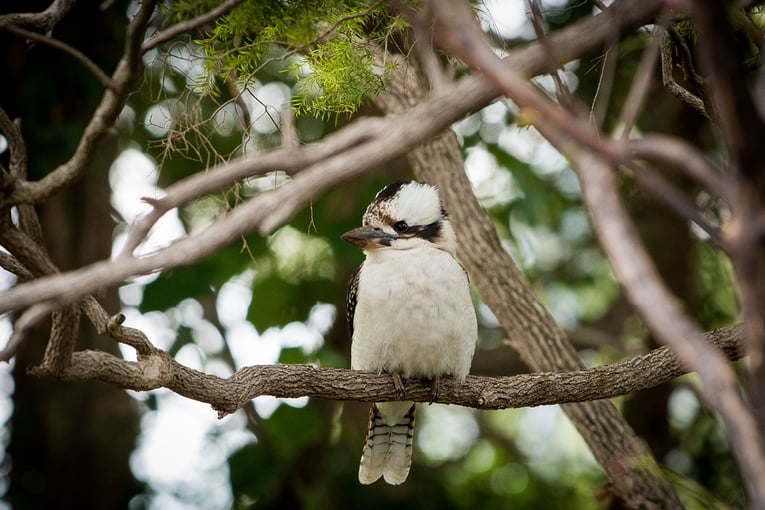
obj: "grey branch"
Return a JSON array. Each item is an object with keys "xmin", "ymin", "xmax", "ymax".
[{"xmin": 30, "ymin": 324, "xmax": 743, "ymax": 418}]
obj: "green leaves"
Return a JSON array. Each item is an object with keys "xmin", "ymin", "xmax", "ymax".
[{"xmin": 167, "ymin": 0, "xmax": 401, "ymax": 118}]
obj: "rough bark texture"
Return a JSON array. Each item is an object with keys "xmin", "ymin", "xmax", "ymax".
[{"xmin": 32, "ymin": 324, "xmax": 743, "ymax": 416}]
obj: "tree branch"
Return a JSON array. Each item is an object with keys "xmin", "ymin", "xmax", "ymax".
[
  {"xmin": 0, "ymin": 0, "xmax": 667, "ymax": 313},
  {"xmin": 628, "ymin": 135, "xmax": 733, "ymax": 205},
  {"xmin": 0, "ymin": 0, "xmax": 75, "ymax": 34},
  {"xmin": 573, "ymin": 152, "xmax": 765, "ymax": 507},
  {"xmin": 30, "ymin": 324, "xmax": 743, "ymax": 418},
  {"xmin": 0, "ymin": 23, "xmax": 114, "ymax": 89},
  {"xmin": 141, "ymin": 0, "xmax": 247, "ymax": 53}
]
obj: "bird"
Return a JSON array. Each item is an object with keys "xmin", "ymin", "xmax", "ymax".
[{"xmin": 341, "ymin": 180, "xmax": 478, "ymax": 485}]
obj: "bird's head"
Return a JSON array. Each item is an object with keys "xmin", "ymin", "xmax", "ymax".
[{"xmin": 342, "ymin": 180, "xmax": 457, "ymax": 254}]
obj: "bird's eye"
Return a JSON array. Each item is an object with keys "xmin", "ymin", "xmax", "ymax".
[{"xmin": 393, "ymin": 221, "xmax": 408, "ymax": 233}]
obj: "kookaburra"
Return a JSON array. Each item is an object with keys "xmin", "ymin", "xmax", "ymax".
[{"xmin": 342, "ymin": 180, "xmax": 478, "ymax": 485}]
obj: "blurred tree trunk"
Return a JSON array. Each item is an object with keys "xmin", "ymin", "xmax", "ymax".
[
  {"xmin": 1, "ymin": 1, "xmax": 141, "ymax": 508},
  {"xmin": 7, "ymin": 135, "xmax": 142, "ymax": 509}
]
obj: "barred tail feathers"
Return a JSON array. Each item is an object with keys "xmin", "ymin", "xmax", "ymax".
[{"xmin": 358, "ymin": 401, "xmax": 416, "ymax": 485}]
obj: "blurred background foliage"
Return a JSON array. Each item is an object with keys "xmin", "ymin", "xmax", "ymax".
[{"xmin": 0, "ymin": 0, "xmax": 748, "ymax": 509}]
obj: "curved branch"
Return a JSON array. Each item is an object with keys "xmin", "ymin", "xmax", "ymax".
[
  {"xmin": 575, "ymin": 151, "xmax": 765, "ymax": 507},
  {"xmin": 116, "ymin": 116, "xmax": 379, "ymax": 258},
  {"xmin": 629, "ymin": 135, "xmax": 734, "ymax": 205},
  {"xmin": 141, "ymin": 0, "xmax": 247, "ymax": 53},
  {"xmin": 0, "ymin": 0, "xmax": 75, "ymax": 33},
  {"xmin": 31, "ymin": 324, "xmax": 743, "ymax": 417},
  {"xmin": 0, "ymin": 24, "xmax": 114, "ymax": 89}
]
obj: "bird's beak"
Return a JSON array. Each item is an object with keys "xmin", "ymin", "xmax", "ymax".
[{"xmin": 341, "ymin": 226, "xmax": 396, "ymax": 249}]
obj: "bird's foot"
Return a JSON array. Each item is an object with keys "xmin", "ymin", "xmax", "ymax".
[
  {"xmin": 392, "ymin": 373, "xmax": 407, "ymax": 398},
  {"xmin": 429, "ymin": 374, "xmax": 441, "ymax": 404}
]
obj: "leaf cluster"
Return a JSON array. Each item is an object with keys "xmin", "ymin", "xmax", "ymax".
[{"xmin": 167, "ymin": 0, "xmax": 404, "ymax": 117}]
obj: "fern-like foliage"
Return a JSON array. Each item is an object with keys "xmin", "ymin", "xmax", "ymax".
[{"xmin": 165, "ymin": 0, "xmax": 406, "ymax": 118}]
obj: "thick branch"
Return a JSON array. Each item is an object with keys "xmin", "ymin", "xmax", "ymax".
[
  {"xmin": 0, "ymin": 0, "xmax": 75, "ymax": 33},
  {"xmin": 32, "ymin": 324, "xmax": 743, "ymax": 418},
  {"xmin": 426, "ymin": 0, "xmax": 765, "ymax": 505},
  {"xmin": 574, "ymin": 151, "xmax": 765, "ymax": 507}
]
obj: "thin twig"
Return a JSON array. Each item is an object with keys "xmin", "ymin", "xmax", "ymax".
[
  {"xmin": 615, "ymin": 24, "xmax": 664, "ymax": 139},
  {"xmin": 0, "ymin": 23, "xmax": 114, "ymax": 89},
  {"xmin": 313, "ymin": 0, "xmax": 384, "ymax": 46},
  {"xmin": 527, "ymin": 0, "xmax": 574, "ymax": 109},
  {"xmin": 589, "ymin": 42, "xmax": 618, "ymax": 129},
  {"xmin": 141, "ymin": 0, "xmax": 247, "ymax": 53}
]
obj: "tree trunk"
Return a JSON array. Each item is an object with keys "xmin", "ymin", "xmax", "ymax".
[{"xmin": 2, "ymin": 1, "xmax": 141, "ymax": 507}]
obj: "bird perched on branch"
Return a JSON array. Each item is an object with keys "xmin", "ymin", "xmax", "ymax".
[{"xmin": 342, "ymin": 180, "xmax": 477, "ymax": 485}]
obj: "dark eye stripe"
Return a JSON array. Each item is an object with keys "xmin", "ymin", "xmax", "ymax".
[
  {"xmin": 392, "ymin": 221, "xmax": 441, "ymax": 242},
  {"xmin": 416, "ymin": 221, "xmax": 442, "ymax": 242}
]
